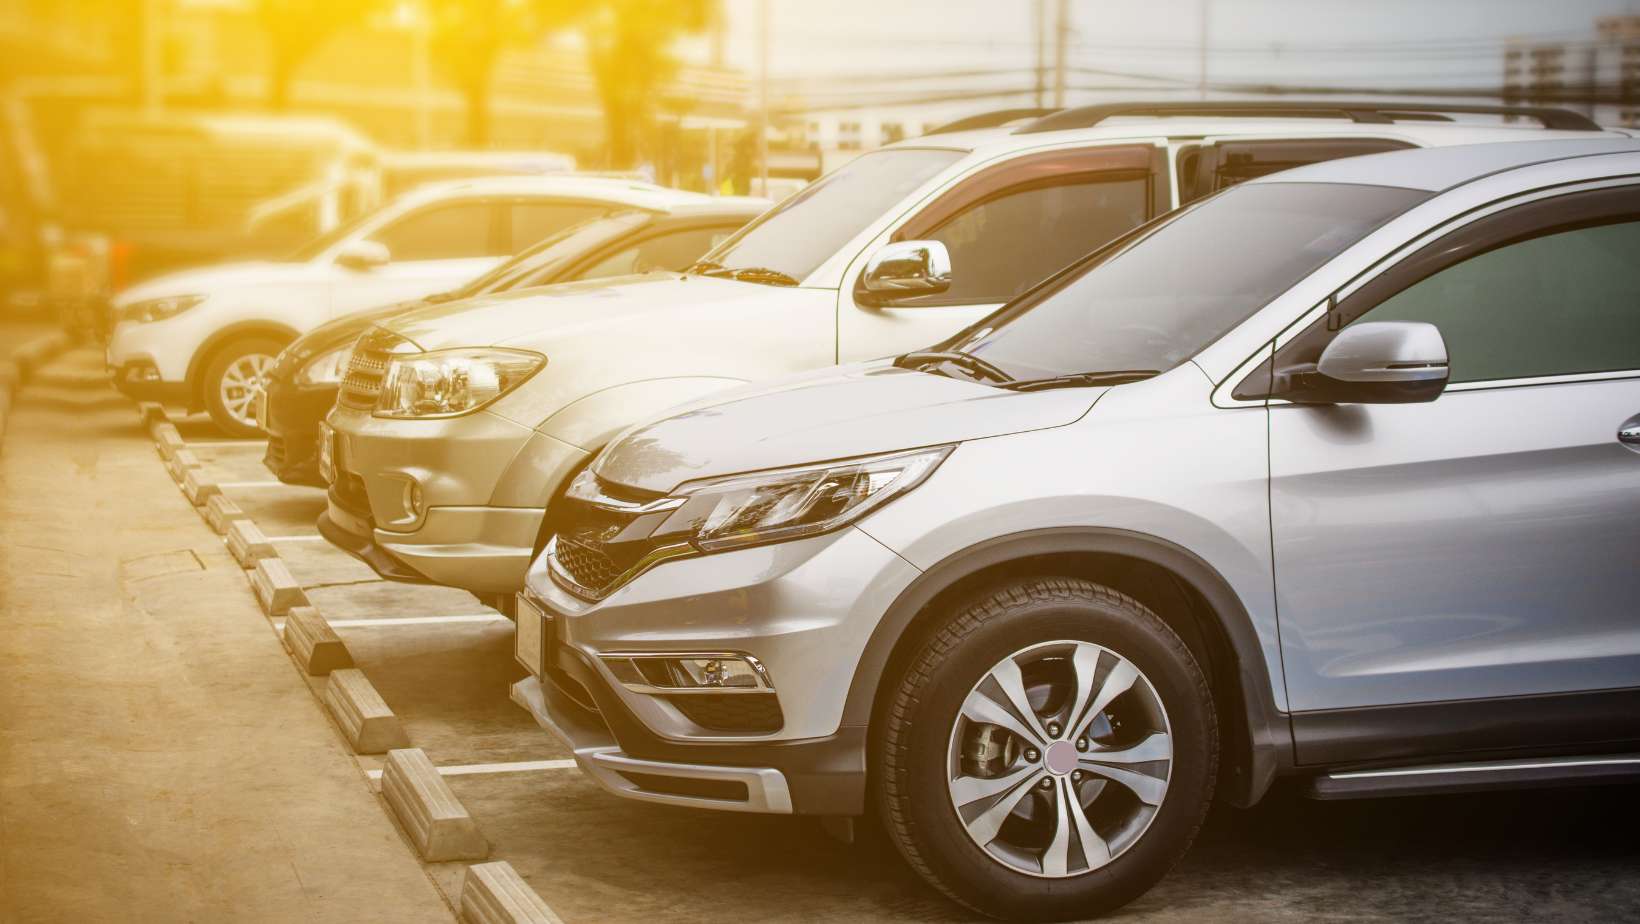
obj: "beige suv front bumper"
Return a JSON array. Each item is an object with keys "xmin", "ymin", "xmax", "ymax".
[{"xmin": 322, "ymin": 404, "xmax": 590, "ymax": 595}]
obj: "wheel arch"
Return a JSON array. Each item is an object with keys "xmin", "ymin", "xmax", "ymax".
[
  {"xmin": 185, "ymin": 319, "xmax": 302, "ymax": 410},
  {"xmin": 846, "ymin": 526, "xmax": 1290, "ymax": 807}
]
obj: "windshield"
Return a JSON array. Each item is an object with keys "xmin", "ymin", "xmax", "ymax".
[
  {"xmin": 455, "ymin": 210, "xmax": 650, "ymax": 296},
  {"xmin": 942, "ymin": 182, "xmax": 1431, "ymax": 381},
  {"xmin": 700, "ymin": 147, "xmax": 964, "ymax": 283}
]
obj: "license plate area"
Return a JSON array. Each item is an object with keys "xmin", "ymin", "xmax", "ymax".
[
  {"xmin": 514, "ymin": 592, "xmax": 549, "ymax": 676},
  {"xmin": 317, "ymin": 422, "xmax": 336, "ymax": 483}
]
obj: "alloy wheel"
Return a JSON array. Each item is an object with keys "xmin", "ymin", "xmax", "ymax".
[
  {"xmin": 218, "ymin": 353, "xmax": 274, "ymax": 429},
  {"xmin": 946, "ymin": 639, "xmax": 1173, "ymax": 878}
]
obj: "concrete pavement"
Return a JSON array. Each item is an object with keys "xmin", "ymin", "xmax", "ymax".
[{"xmin": 0, "ymin": 346, "xmax": 454, "ymax": 923}]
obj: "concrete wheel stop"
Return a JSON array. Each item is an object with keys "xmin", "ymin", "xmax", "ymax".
[
  {"xmin": 181, "ymin": 468, "xmax": 220, "ymax": 506},
  {"xmin": 250, "ymin": 556, "xmax": 310, "ymax": 617},
  {"xmin": 226, "ymin": 519, "xmax": 278, "ymax": 567},
  {"xmin": 281, "ymin": 606, "xmax": 353, "ymax": 675},
  {"xmin": 205, "ymin": 494, "xmax": 252, "ymax": 535},
  {"xmin": 460, "ymin": 862, "xmax": 562, "ymax": 924},
  {"xmin": 324, "ymin": 668, "xmax": 409, "ymax": 754},
  {"xmin": 382, "ymin": 748, "xmax": 488, "ymax": 862}
]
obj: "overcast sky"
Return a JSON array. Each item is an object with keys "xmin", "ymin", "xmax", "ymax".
[{"xmin": 699, "ymin": 0, "xmax": 1640, "ymax": 116}]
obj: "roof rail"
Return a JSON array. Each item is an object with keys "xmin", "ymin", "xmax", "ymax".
[
  {"xmin": 1014, "ymin": 101, "xmax": 1602, "ymax": 134},
  {"xmin": 925, "ymin": 108, "xmax": 1062, "ymax": 136}
]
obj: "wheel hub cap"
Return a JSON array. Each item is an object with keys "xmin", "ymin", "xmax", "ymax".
[{"xmin": 1043, "ymin": 740, "xmax": 1078, "ymax": 775}]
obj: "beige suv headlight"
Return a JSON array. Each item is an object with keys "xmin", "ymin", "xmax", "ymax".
[{"xmin": 375, "ymin": 348, "xmax": 545, "ymax": 419}]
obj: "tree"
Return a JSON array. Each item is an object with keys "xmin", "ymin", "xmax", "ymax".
[
  {"xmin": 585, "ymin": 0, "xmax": 712, "ymax": 169},
  {"xmin": 257, "ymin": 0, "xmax": 381, "ymax": 110},
  {"xmin": 429, "ymin": 0, "xmax": 580, "ymax": 148}
]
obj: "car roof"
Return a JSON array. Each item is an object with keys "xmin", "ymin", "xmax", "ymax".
[
  {"xmin": 888, "ymin": 105, "xmax": 1627, "ymax": 162},
  {"xmin": 1247, "ymin": 137, "xmax": 1640, "ymax": 191},
  {"xmin": 394, "ymin": 174, "xmax": 714, "ymax": 211},
  {"xmin": 658, "ymin": 195, "xmax": 773, "ymax": 219}
]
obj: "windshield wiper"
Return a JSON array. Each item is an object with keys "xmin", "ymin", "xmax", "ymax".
[
  {"xmin": 999, "ymin": 370, "xmax": 1160, "ymax": 392},
  {"xmin": 685, "ymin": 259, "xmax": 727, "ymax": 276},
  {"xmin": 722, "ymin": 266, "xmax": 799, "ymax": 286},
  {"xmin": 893, "ymin": 350, "xmax": 1015, "ymax": 385}
]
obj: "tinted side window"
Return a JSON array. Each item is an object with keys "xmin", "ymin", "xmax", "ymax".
[
  {"xmin": 574, "ymin": 226, "xmax": 739, "ymax": 281},
  {"xmin": 370, "ymin": 202, "xmax": 498, "ymax": 260},
  {"xmin": 912, "ymin": 176, "xmax": 1149, "ymax": 305},
  {"xmin": 509, "ymin": 201, "xmax": 614, "ymax": 251},
  {"xmin": 1180, "ymin": 138, "xmax": 1413, "ymax": 204},
  {"xmin": 1357, "ymin": 220, "xmax": 1640, "ymax": 383}
]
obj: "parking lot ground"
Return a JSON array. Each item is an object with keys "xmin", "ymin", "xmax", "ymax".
[
  {"xmin": 0, "ymin": 347, "xmax": 453, "ymax": 923},
  {"xmin": 7, "ymin": 345, "xmax": 1640, "ymax": 924}
]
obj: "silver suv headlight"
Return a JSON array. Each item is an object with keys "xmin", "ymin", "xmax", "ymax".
[{"xmin": 375, "ymin": 348, "xmax": 545, "ymax": 419}]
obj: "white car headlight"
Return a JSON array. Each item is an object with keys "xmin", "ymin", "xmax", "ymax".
[
  {"xmin": 295, "ymin": 345, "xmax": 352, "ymax": 386},
  {"xmin": 374, "ymin": 348, "xmax": 545, "ymax": 419},
  {"xmin": 117, "ymin": 294, "xmax": 205, "ymax": 324}
]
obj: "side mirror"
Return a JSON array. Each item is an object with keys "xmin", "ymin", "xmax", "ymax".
[
  {"xmin": 335, "ymin": 239, "xmax": 391, "ymax": 272},
  {"xmin": 1278, "ymin": 321, "xmax": 1450, "ymax": 404},
  {"xmin": 857, "ymin": 240, "xmax": 952, "ymax": 305}
]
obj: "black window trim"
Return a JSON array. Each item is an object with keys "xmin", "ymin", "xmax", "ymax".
[{"xmin": 1229, "ymin": 175, "xmax": 1640, "ymax": 402}]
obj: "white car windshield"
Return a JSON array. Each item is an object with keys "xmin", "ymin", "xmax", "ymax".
[
  {"xmin": 940, "ymin": 182, "xmax": 1432, "ymax": 383},
  {"xmin": 696, "ymin": 147, "xmax": 964, "ymax": 285}
]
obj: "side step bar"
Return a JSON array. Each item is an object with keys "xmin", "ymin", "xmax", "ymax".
[{"xmin": 1307, "ymin": 754, "xmax": 1640, "ymax": 800}]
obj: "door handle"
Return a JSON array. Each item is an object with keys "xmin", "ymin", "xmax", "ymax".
[{"xmin": 1620, "ymin": 413, "xmax": 1640, "ymax": 453}]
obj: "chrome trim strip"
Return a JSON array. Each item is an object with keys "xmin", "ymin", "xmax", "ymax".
[
  {"xmin": 1329, "ymin": 755, "xmax": 1640, "ymax": 781},
  {"xmin": 601, "ymin": 651, "xmax": 777, "ymax": 694}
]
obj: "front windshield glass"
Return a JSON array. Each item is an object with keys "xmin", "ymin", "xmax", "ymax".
[
  {"xmin": 701, "ymin": 147, "xmax": 965, "ymax": 283},
  {"xmin": 945, "ymin": 182, "xmax": 1431, "ymax": 381},
  {"xmin": 459, "ymin": 211, "xmax": 649, "ymax": 296}
]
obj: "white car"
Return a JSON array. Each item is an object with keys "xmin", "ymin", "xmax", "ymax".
[{"xmin": 106, "ymin": 175, "xmax": 714, "ymax": 435}]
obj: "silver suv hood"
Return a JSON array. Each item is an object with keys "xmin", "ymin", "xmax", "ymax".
[{"xmin": 593, "ymin": 362, "xmax": 1105, "ymax": 493}]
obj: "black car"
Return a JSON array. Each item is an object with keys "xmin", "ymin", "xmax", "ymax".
[{"xmin": 259, "ymin": 198, "xmax": 768, "ymax": 486}]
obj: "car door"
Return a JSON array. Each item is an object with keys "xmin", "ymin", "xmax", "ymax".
[
  {"xmin": 1264, "ymin": 183, "xmax": 1640, "ymax": 761},
  {"xmin": 331, "ymin": 198, "xmax": 507, "ymax": 317},
  {"xmin": 836, "ymin": 143, "xmax": 1167, "ymax": 362}
]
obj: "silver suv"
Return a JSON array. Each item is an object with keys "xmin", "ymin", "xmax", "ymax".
[{"xmin": 513, "ymin": 138, "xmax": 1640, "ymax": 920}]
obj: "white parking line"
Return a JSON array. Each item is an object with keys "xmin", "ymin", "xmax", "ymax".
[
  {"xmin": 327, "ymin": 614, "xmax": 510, "ymax": 628},
  {"xmin": 365, "ymin": 758, "xmax": 577, "ymax": 780},
  {"xmin": 186, "ymin": 440, "xmax": 265, "ymax": 449}
]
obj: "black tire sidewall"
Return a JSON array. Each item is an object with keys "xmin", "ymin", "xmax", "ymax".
[
  {"xmin": 882, "ymin": 583, "xmax": 1216, "ymax": 921},
  {"xmin": 202, "ymin": 336, "xmax": 285, "ymax": 438}
]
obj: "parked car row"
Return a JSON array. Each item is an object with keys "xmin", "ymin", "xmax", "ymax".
[{"xmin": 122, "ymin": 100, "xmax": 1640, "ymax": 920}]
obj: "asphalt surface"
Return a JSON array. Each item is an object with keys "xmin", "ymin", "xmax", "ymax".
[{"xmin": 4, "ymin": 342, "xmax": 1639, "ymax": 923}]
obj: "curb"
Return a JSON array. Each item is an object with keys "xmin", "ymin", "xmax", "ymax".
[
  {"xmin": 250, "ymin": 556, "xmax": 310, "ymax": 617},
  {"xmin": 152, "ymin": 422, "xmax": 185, "ymax": 461},
  {"xmin": 204, "ymin": 494, "xmax": 252, "ymax": 535},
  {"xmin": 324, "ymin": 668, "xmax": 410, "ymax": 754},
  {"xmin": 226, "ymin": 519, "xmax": 278, "ymax": 567},
  {"xmin": 382, "ymin": 748, "xmax": 488, "ymax": 862},
  {"xmin": 460, "ymin": 862, "xmax": 562, "ymax": 924},
  {"xmin": 281, "ymin": 606, "xmax": 354, "ymax": 675},
  {"xmin": 181, "ymin": 468, "xmax": 220, "ymax": 506}
]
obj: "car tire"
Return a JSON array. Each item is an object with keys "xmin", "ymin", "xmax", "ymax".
[
  {"xmin": 202, "ymin": 336, "xmax": 286, "ymax": 438},
  {"xmin": 876, "ymin": 577, "xmax": 1217, "ymax": 921}
]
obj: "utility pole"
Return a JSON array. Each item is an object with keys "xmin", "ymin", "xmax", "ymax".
[
  {"xmin": 1034, "ymin": 0, "xmax": 1046, "ymax": 108},
  {"xmin": 1053, "ymin": 0, "xmax": 1068, "ymax": 108},
  {"xmin": 139, "ymin": 0, "xmax": 163, "ymax": 113},
  {"xmin": 1198, "ymin": 0, "xmax": 1210, "ymax": 100},
  {"xmin": 757, "ymin": 0, "xmax": 769, "ymax": 196}
]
